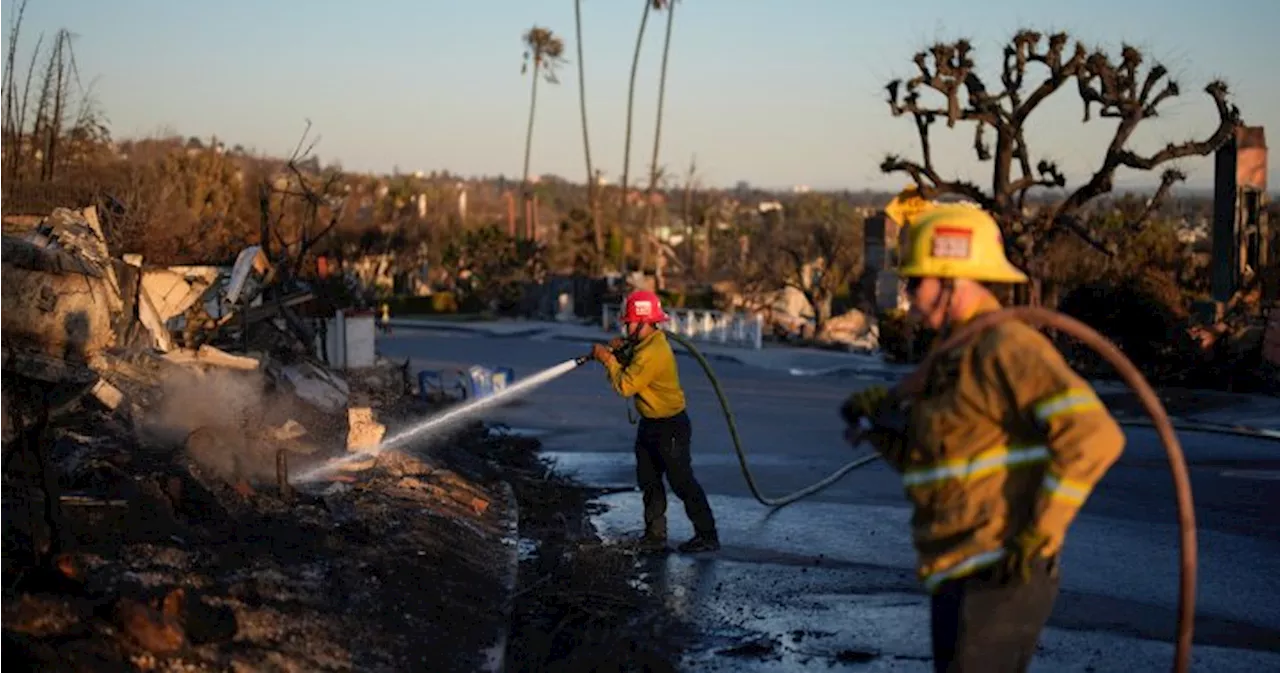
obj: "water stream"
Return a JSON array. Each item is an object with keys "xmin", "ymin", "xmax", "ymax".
[{"xmin": 292, "ymin": 359, "xmax": 582, "ymax": 484}]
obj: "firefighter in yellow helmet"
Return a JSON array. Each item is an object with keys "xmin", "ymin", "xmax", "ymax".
[{"xmin": 841, "ymin": 203, "xmax": 1126, "ymax": 672}]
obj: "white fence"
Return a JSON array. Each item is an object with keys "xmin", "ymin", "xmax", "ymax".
[{"xmin": 602, "ymin": 305, "xmax": 764, "ymax": 350}]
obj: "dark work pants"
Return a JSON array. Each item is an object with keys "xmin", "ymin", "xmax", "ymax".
[
  {"xmin": 929, "ymin": 557, "xmax": 1060, "ymax": 673},
  {"xmin": 634, "ymin": 411, "xmax": 717, "ymax": 539}
]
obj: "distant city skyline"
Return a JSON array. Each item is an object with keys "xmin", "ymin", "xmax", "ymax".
[{"xmin": 5, "ymin": 0, "xmax": 1277, "ymax": 192}]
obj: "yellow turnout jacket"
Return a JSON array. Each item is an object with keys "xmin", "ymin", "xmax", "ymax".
[
  {"xmin": 870, "ymin": 298, "xmax": 1125, "ymax": 592},
  {"xmin": 602, "ymin": 330, "xmax": 687, "ymax": 420}
]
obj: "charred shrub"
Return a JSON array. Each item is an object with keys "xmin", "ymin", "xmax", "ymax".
[{"xmin": 1057, "ymin": 279, "xmax": 1185, "ymax": 379}]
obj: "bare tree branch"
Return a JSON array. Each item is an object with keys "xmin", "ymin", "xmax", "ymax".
[
  {"xmin": 1053, "ymin": 80, "xmax": 1237, "ymax": 223},
  {"xmin": 1128, "ymin": 168, "xmax": 1186, "ymax": 229},
  {"xmin": 882, "ymin": 30, "xmax": 1240, "ymax": 281},
  {"xmin": 880, "ymin": 154, "xmax": 995, "ymax": 209}
]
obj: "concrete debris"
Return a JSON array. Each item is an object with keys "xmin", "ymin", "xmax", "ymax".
[
  {"xmin": 821, "ymin": 309, "xmax": 880, "ymax": 353},
  {"xmin": 281, "ymin": 362, "xmax": 351, "ymax": 413},
  {"xmin": 89, "ymin": 379, "xmax": 125, "ymax": 411},
  {"xmin": 1, "ymin": 203, "xmax": 409, "ymax": 501},
  {"xmin": 163, "ymin": 345, "xmax": 261, "ymax": 371},
  {"xmin": 271, "ymin": 419, "xmax": 308, "ymax": 442},
  {"xmin": 141, "ymin": 266, "xmax": 219, "ymax": 323},
  {"xmin": 2, "ymin": 236, "xmax": 119, "ymax": 362},
  {"xmin": 135, "ymin": 279, "xmax": 176, "ymax": 352},
  {"xmin": 343, "ymin": 357, "xmax": 413, "ymax": 407},
  {"xmin": 3, "ymin": 205, "xmax": 524, "ymax": 671},
  {"xmin": 346, "ymin": 407, "xmax": 387, "ymax": 452}
]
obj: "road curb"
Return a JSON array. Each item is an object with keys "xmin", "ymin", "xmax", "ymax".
[
  {"xmin": 482, "ymin": 479, "xmax": 520, "ymax": 673},
  {"xmin": 386, "ymin": 319, "xmax": 502, "ymax": 335},
  {"xmin": 387, "ymin": 319, "xmax": 556, "ymax": 340}
]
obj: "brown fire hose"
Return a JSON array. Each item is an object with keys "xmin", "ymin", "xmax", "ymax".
[{"xmin": 892, "ymin": 307, "xmax": 1196, "ymax": 673}]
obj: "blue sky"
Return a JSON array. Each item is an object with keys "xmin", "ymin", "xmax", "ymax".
[{"xmin": 5, "ymin": 0, "xmax": 1277, "ymax": 191}]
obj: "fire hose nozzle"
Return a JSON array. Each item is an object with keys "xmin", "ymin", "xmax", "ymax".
[
  {"xmin": 575, "ymin": 342, "xmax": 631, "ymax": 367},
  {"xmin": 839, "ymin": 389, "xmax": 908, "ymax": 434}
]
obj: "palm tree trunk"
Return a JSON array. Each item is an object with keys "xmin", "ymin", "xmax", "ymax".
[
  {"xmin": 620, "ymin": 0, "xmax": 652, "ymax": 271},
  {"xmin": 682, "ymin": 155, "xmax": 695, "ymax": 275},
  {"xmin": 521, "ymin": 59, "xmax": 541, "ymax": 241},
  {"xmin": 645, "ymin": 2, "xmax": 676, "ymax": 289},
  {"xmin": 574, "ymin": 0, "xmax": 604, "ymax": 272}
]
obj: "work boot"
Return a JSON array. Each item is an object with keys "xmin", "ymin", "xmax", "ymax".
[
  {"xmin": 635, "ymin": 534, "xmax": 669, "ymax": 554},
  {"xmin": 677, "ymin": 533, "xmax": 720, "ymax": 553}
]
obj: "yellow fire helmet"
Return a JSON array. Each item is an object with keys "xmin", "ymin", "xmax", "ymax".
[
  {"xmin": 883, "ymin": 184, "xmax": 932, "ymax": 228},
  {"xmin": 897, "ymin": 204, "xmax": 1028, "ymax": 283}
]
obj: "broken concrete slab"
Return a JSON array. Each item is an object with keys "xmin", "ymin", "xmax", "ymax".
[
  {"xmin": 141, "ymin": 266, "xmax": 219, "ymax": 323},
  {"xmin": 163, "ymin": 345, "xmax": 260, "ymax": 371},
  {"xmin": 346, "ymin": 407, "xmax": 387, "ymax": 452},
  {"xmin": 37, "ymin": 207, "xmax": 126, "ymax": 312},
  {"xmin": 135, "ymin": 279, "xmax": 176, "ymax": 352},
  {"xmin": 88, "ymin": 379, "xmax": 125, "ymax": 411},
  {"xmin": 278, "ymin": 361, "xmax": 350, "ymax": 414}
]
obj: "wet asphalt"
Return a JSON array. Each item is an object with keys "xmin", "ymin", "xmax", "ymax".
[{"xmin": 378, "ymin": 328, "xmax": 1280, "ymax": 672}]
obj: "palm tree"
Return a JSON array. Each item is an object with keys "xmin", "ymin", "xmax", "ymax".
[
  {"xmin": 644, "ymin": 0, "xmax": 677, "ymax": 287},
  {"xmin": 573, "ymin": 0, "xmax": 605, "ymax": 272},
  {"xmin": 520, "ymin": 26, "xmax": 565, "ymax": 241},
  {"xmin": 619, "ymin": 0, "xmax": 660, "ymax": 268}
]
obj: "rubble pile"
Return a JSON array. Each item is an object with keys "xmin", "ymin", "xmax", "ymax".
[{"xmin": 2, "ymin": 207, "xmax": 520, "ymax": 671}]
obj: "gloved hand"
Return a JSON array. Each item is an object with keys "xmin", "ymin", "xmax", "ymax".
[
  {"xmin": 1001, "ymin": 527, "xmax": 1052, "ymax": 584},
  {"xmin": 591, "ymin": 342, "xmax": 613, "ymax": 363},
  {"xmin": 840, "ymin": 385, "xmax": 890, "ymax": 427},
  {"xmin": 607, "ymin": 337, "xmax": 625, "ymax": 352}
]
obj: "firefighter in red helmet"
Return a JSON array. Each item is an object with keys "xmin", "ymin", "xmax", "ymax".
[{"xmin": 590, "ymin": 290, "xmax": 720, "ymax": 553}]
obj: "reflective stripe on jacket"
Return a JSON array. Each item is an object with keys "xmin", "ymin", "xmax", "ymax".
[
  {"xmin": 870, "ymin": 300, "xmax": 1125, "ymax": 592},
  {"xmin": 602, "ymin": 330, "xmax": 687, "ymax": 419}
]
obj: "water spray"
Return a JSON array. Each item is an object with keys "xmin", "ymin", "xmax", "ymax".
[
  {"xmin": 291, "ymin": 358, "xmax": 587, "ymax": 485},
  {"xmin": 379, "ymin": 359, "xmax": 582, "ymax": 452}
]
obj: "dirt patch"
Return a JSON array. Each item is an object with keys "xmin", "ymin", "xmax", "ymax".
[
  {"xmin": 488, "ymin": 429, "xmax": 692, "ymax": 673},
  {"xmin": 2, "ymin": 388, "xmax": 518, "ymax": 672}
]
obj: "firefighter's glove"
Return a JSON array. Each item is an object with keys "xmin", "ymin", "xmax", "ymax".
[
  {"xmin": 1002, "ymin": 528, "xmax": 1052, "ymax": 584},
  {"xmin": 591, "ymin": 343, "xmax": 614, "ymax": 364},
  {"xmin": 840, "ymin": 386, "xmax": 890, "ymax": 427},
  {"xmin": 607, "ymin": 337, "xmax": 625, "ymax": 351}
]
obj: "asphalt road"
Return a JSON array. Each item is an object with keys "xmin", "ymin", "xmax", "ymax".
[{"xmin": 378, "ymin": 328, "xmax": 1280, "ymax": 672}]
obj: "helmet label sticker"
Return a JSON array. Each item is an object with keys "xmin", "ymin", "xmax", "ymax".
[
  {"xmin": 633, "ymin": 300, "xmax": 652, "ymax": 316},
  {"xmin": 931, "ymin": 226, "xmax": 972, "ymax": 259}
]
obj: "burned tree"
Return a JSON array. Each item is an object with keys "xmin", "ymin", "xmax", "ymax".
[
  {"xmin": 881, "ymin": 31, "xmax": 1239, "ymax": 300},
  {"xmin": 3, "ymin": 1, "xmax": 110, "ymax": 189},
  {"xmin": 742, "ymin": 194, "xmax": 864, "ymax": 336},
  {"xmin": 259, "ymin": 120, "xmax": 348, "ymax": 282},
  {"xmin": 189, "ymin": 122, "xmax": 348, "ymax": 350}
]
